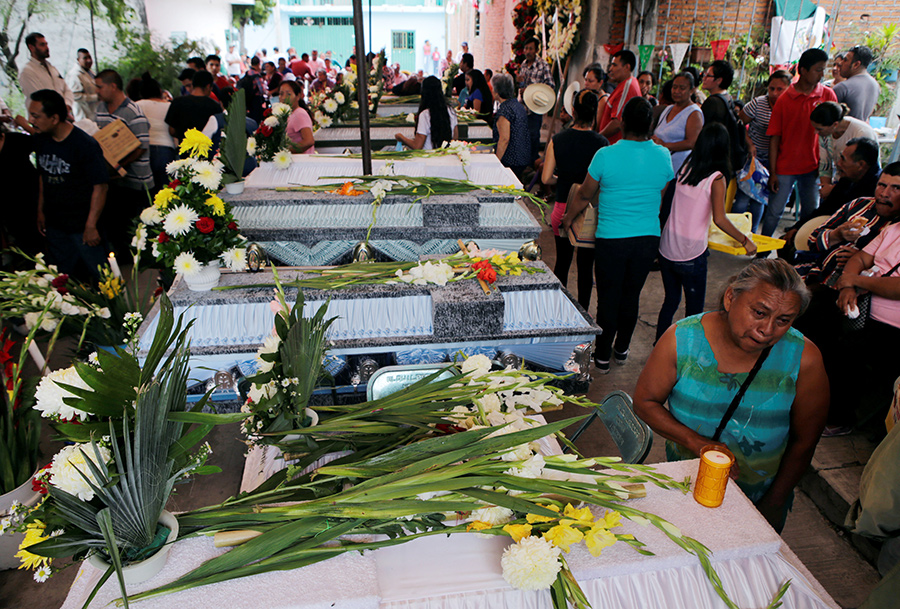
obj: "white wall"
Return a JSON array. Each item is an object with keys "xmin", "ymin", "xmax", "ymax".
[{"xmin": 144, "ymin": 0, "xmax": 234, "ymax": 54}]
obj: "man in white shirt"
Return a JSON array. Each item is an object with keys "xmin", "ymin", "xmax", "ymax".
[
  {"xmin": 19, "ymin": 32, "xmax": 74, "ymax": 116},
  {"xmin": 66, "ymin": 48, "xmax": 99, "ymax": 122},
  {"xmin": 225, "ymin": 44, "xmax": 243, "ymax": 77},
  {"xmin": 309, "ymin": 49, "xmax": 326, "ymax": 74}
]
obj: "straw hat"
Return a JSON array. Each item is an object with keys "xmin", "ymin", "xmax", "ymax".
[
  {"xmin": 523, "ymin": 83, "xmax": 556, "ymax": 115},
  {"xmin": 563, "ymin": 81, "xmax": 581, "ymax": 117},
  {"xmin": 793, "ymin": 216, "xmax": 830, "ymax": 251}
]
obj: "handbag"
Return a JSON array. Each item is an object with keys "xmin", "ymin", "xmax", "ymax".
[
  {"xmin": 711, "ymin": 347, "xmax": 772, "ymax": 442},
  {"xmin": 565, "ymin": 182, "xmax": 599, "ymax": 249},
  {"xmin": 843, "ymin": 259, "xmax": 900, "ymax": 332}
]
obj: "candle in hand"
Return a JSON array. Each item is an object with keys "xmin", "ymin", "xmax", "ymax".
[{"xmin": 108, "ymin": 252, "xmax": 122, "ymax": 279}]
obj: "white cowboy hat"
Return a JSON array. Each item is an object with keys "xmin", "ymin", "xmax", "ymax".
[
  {"xmin": 794, "ymin": 215, "xmax": 830, "ymax": 252},
  {"xmin": 523, "ymin": 83, "xmax": 556, "ymax": 115},
  {"xmin": 563, "ymin": 81, "xmax": 581, "ymax": 117}
]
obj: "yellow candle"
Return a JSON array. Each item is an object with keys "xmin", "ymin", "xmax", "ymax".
[{"xmin": 693, "ymin": 445, "xmax": 735, "ymax": 508}]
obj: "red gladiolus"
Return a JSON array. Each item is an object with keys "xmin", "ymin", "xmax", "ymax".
[
  {"xmin": 51, "ymin": 274, "xmax": 69, "ymax": 288},
  {"xmin": 228, "ymin": 221, "xmax": 238, "ymax": 230},
  {"xmin": 169, "ymin": 179, "xmax": 181, "ymax": 189},
  {"xmin": 196, "ymin": 217, "xmax": 215, "ymax": 234},
  {"xmin": 158, "ymin": 232, "xmax": 170, "ymax": 243},
  {"xmin": 477, "ymin": 266, "xmax": 497, "ymax": 283}
]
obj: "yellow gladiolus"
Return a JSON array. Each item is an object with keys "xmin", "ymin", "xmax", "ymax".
[
  {"xmin": 206, "ymin": 194, "xmax": 226, "ymax": 216},
  {"xmin": 526, "ymin": 503, "xmax": 560, "ymax": 523},
  {"xmin": 584, "ymin": 523, "xmax": 617, "ymax": 557},
  {"xmin": 15, "ymin": 521, "xmax": 52, "ymax": 570},
  {"xmin": 179, "ymin": 128, "xmax": 213, "ymax": 158},
  {"xmin": 466, "ymin": 520, "xmax": 492, "ymax": 532},
  {"xmin": 601, "ymin": 510, "xmax": 622, "ymax": 529},
  {"xmin": 561, "ymin": 504, "xmax": 594, "ymax": 527},
  {"xmin": 502, "ymin": 523, "xmax": 533, "ymax": 542},
  {"xmin": 542, "ymin": 523, "xmax": 583, "ymax": 553}
]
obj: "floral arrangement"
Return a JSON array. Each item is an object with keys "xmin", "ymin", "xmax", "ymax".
[
  {"xmin": 441, "ymin": 61, "xmax": 459, "ymax": 96},
  {"xmin": 511, "ymin": 0, "xmax": 540, "ymax": 61},
  {"xmin": 246, "ymin": 102, "xmax": 293, "ymax": 168},
  {"xmin": 0, "ymin": 324, "xmax": 42, "ymax": 496},
  {"xmin": 136, "ymin": 129, "xmax": 248, "ymax": 278},
  {"xmin": 542, "ymin": 0, "xmax": 582, "ymax": 63},
  {"xmin": 309, "ymin": 49, "xmax": 386, "ymax": 130},
  {"xmin": 3, "ymin": 298, "xmax": 222, "ymax": 600}
]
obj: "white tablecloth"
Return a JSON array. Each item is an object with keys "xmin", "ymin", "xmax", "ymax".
[
  {"xmin": 244, "ymin": 153, "xmax": 521, "ymax": 189},
  {"xmin": 61, "ymin": 461, "xmax": 839, "ymax": 609}
]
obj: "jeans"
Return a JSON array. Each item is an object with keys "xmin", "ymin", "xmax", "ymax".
[
  {"xmin": 44, "ymin": 226, "xmax": 109, "ymax": 281},
  {"xmin": 554, "ymin": 235, "xmax": 594, "ymax": 311},
  {"xmin": 656, "ymin": 251, "xmax": 709, "ymax": 341},
  {"xmin": 760, "ymin": 170, "xmax": 819, "ymax": 237},
  {"xmin": 594, "ymin": 235, "xmax": 659, "ymax": 361},
  {"xmin": 150, "ymin": 145, "xmax": 177, "ymax": 194},
  {"xmin": 731, "ymin": 190, "xmax": 765, "ymax": 233}
]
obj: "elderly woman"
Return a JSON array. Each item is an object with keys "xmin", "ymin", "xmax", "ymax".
[
  {"xmin": 634, "ymin": 259, "xmax": 829, "ymax": 531},
  {"xmin": 394, "ymin": 76, "xmax": 458, "ymax": 150},
  {"xmin": 278, "ymin": 80, "xmax": 315, "ymax": 154},
  {"xmin": 490, "ymin": 72, "xmax": 530, "ymax": 179},
  {"xmin": 562, "ymin": 97, "xmax": 674, "ymax": 373}
]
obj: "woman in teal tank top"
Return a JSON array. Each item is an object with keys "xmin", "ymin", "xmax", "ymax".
[{"xmin": 634, "ymin": 260, "xmax": 830, "ymax": 531}]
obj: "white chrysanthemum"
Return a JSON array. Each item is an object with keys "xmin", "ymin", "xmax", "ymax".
[
  {"xmin": 323, "ymin": 98, "xmax": 339, "ymax": 114},
  {"xmin": 220, "ymin": 247, "xmax": 247, "ymax": 272},
  {"xmin": 470, "ymin": 506, "xmax": 514, "ymax": 526},
  {"xmin": 139, "ymin": 206, "xmax": 163, "ymax": 226},
  {"xmin": 131, "ymin": 224, "xmax": 147, "ymax": 251},
  {"xmin": 255, "ymin": 335, "xmax": 281, "ymax": 373},
  {"xmin": 246, "ymin": 137, "xmax": 257, "ymax": 155},
  {"xmin": 263, "ymin": 115, "xmax": 279, "ymax": 128},
  {"xmin": 191, "ymin": 160, "xmax": 221, "ymax": 191},
  {"xmin": 34, "ymin": 366, "xmax": 92, "ymax": 421},
  {"xmin": 48, "ymin": 443, "xmax": 112, "ymax": 501},
  {"xmin": 162, "ymin": 204, "xmax": 199, "ymax": 237},
  {"xmin": 166, "ymin": 158, "xmax": 193, "ymax": 175},
  {"xmin": 334, "ymin": 91, "xmax": 345, "ymax": 104},
  {"xmin": 462, "ymin": 354, "xmax": 492, "ymax": 378},
  {"xmin": 173, "ymin": 252, "xmax": 202, "ymax": 277},
  {"xmin": 317, "ymin": 114, "xmax": 333, "ymax": 129},
  {"xmin": 500, "ymin": 536, "xmax": 562, "ymax": 590},
  {"xmin": 273, "ymin": 149, "xmax": 293, "ymax": 170},
  {"xmin": 272, "ymin": 102, "xmax": 292, "ymax": 117}
]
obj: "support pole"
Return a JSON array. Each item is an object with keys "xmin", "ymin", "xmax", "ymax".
[
  {"xmin": 736, "ymin": 0, "xmax": 759, "ymax": 95},
  {"xmin": 657, "ymin": 0, "xmax": 673, "ymax": 85},
  {"xmin": 783, "ymin": 1, "xmax": 806, "ymax": 68},
  {"xmin": 352, "ymin": 0, "xmax": 373, "ymax": 175},
  {"xmin": 687, "ymin": 0, "xmax": 700, "ymax": 62}
]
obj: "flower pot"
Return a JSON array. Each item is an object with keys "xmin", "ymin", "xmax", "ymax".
[
  {"xmin": 224, "ymin": 181, "xmax": 245, "ymax": 195},
  {"xmin": 183, "ymin": 263, "xmax": 221, "ymax": 292},
  {"xmin": 87, "ymin": 510, "xmax": 179, "ymax": 585},
  {"xmin": 0, "ymin": 472, "xmax": 42, "ymax": 570},
  {"xmin": 690, "ymin": 46, "xmax": 712, "ymax": 65}
]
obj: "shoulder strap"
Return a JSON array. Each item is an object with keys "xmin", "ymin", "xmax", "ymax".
[
  {"xmin": 711, "ymin": 346, "xmax": 772, "ymax": 442},
  {"xmin": 883, "ymin": 258, "xmax": 900, "ymax": 278},
  {"xmin": 615, "ymin": 77, "xmax": 633, "ymax": 116}
]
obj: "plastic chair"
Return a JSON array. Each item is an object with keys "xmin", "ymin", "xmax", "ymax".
[{"xmin": 565, "ymin": 391, "xmax": 653, "ymax": 464}]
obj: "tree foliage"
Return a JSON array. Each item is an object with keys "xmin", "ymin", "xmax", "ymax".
[
  {"xmin": 112, "ymin": 32, "xmax": 206, "ymax": 98},
  {"xmin": 232, "ymin": 0, "xmax": 276, "ymax": 30}
]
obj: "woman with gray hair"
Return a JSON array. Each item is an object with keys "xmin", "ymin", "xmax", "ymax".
[
  {"xmin": 633, "ymin": 259, "xmax": 828, "ymax": 531},
  {"xmin": 490, "ymin": 73, "xmax": 530, "ymax": 179}
]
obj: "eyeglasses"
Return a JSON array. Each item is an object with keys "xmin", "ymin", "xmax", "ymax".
[{"xmin": 703, "ymin": 73, "xmax": 715, "ymax": 79}]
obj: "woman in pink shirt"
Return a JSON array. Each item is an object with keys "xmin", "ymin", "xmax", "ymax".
[
  {"xmin": 656, "ymin": 123, "xmax": 757, "ymax": 341},
  {"xmin": 279, "ymin": 81, "xmax": 315, "ymax": 154}
]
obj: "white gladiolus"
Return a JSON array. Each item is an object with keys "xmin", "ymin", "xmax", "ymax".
[
  {"xmin": 255, "ymin": 335, "xmax": 281, "ymax": 373},
  {"xmin": 139, "ymin": 206, "xmax": 163, "ymax": 225}
]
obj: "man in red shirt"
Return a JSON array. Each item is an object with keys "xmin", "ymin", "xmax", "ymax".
[
  {"xmin": 761, "ymin": 48, "xmax": 837, "ymax": 236},
  {"xmin": 598, "ymin": 50, "xmax": 641, "ymax": 144},
  {"xmin": 290, "ymin": 53, "xmax": 313, "ymax": 81}
]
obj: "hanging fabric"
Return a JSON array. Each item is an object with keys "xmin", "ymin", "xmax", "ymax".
[
  {"xmin": 670, "ymin": 43, "xmax": 690, "ymax": 70},
  {"xmin": 604, "ymin": 43, "xmax": 624, "ymax": 55},
  {"xmin": 711, "ymin": 39, "xmax": 731, "ymax": 60},
  {"xmin": 638, "ymin": 45, "xmax": 655, "ymax": 70},
  {"xmin": 770, "ymin": 6, "xmax": 827, "ymax": 65}
]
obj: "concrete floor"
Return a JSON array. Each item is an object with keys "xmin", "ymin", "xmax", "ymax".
[{"xmin": 0, "ymin": 205, "xmax": 883, "ymax": 608}]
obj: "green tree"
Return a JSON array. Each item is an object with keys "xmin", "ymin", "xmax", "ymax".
[
  {"xmin": 112, "ymin": 33, "xmax": 206, "ymax": 98},
  {"xmin": 232, "ymin": 0, "xmax": 276, "ymax": 56}
]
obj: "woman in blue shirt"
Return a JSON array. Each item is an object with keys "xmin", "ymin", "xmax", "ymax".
[{"xmin": 562, "ymin": 97, "xmax": 674, "ymax": 372}]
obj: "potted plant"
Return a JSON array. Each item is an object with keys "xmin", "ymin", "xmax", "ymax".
[
  {"xmin": 690, "ymin": 27, "xmax": 714, "ymax": 64},
  {"xmin": 9, "ymin": 297, "xmax": 222, "ymax": 602},
  {"xmin": 135, "ymin": 128, "xmax": 249, "ymax": 291},
  {"xmin": 220, "ymin": 90, "xmax": 248, "ymax": 195}
]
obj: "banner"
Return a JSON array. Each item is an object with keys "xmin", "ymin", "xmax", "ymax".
[
  {"xmin": 770, "ymin": 6, "xmax": 827, "ymax": 65},
  {"xmin": 603, "ymin": 43, "xmax": 623, "ymax": 56},
  {"xmin": 711, "ymin": 39, "xmax": 731, "ymax": 60},
  {"xmin": 669, "ymin": 43, "xmax": 689, "ymax": 70},
  {"xmin": 638, "ymin": 45, "xmax": 655, "ymax": 70}
]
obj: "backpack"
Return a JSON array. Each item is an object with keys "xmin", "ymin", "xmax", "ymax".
[{"xmin": 702, "ymin": 93, "xmax": 748, "ymax": 173}]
